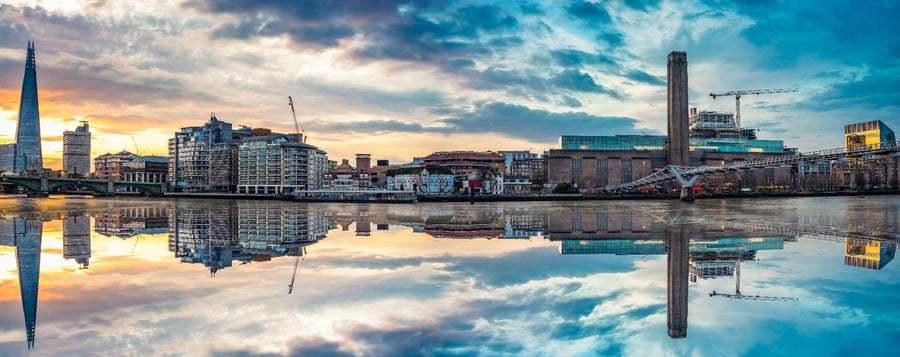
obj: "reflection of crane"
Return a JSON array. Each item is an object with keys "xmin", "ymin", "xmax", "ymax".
[
  {"xmin": 709, "ymin": 254, "xmax": 799, "ymax": 302},
  {"xmin": 288, "ymin": 247, "xmax": 307, "ymax": 294},
  {"xmin": 709, "ymin": 88, "xmax": 799, "ymax": 130},
  {"xmin": 288, "ymin": 96, "xmax": 305, "ymax": 143},
  {"xmin": 131, "ymin": 234, "xmax": 142, "ymax": 255}
]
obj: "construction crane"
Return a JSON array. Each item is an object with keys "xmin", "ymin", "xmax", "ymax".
[
  {"xmin": 131, "ymin": 136, "xmax": 142, "ymax": 156},
  {"xmin": 709, "ymin": 88, "xmax": 799, "ymax": 130},
  {"xmin": 287, "ymin": 246, "xmax": 307, "ymax": 294},
  {"xmin": 288, "ymin": 96, "xmax": 305, "ymax": 143},
  {"xmin": 709, "ymin": 254, "xmax": 799, "ymax": 302}
]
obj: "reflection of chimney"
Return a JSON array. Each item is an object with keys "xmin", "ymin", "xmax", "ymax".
[
  {"xmin": 666, "ymin": 222, "xmax": 689, "ymax": 339},
  {"xmin": 356, "ymin": 216, "xmax": 371, "ymax": 236},
  {"xmin": 356, "ymin": 154, "xmax": 371, "ymax": 173}
]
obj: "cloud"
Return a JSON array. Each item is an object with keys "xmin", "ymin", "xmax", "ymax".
[
  {"xmin": 624, "ymin": 69, "xmax": 665, "ymax": 86},
  {"xmin": 552, "ymin": 69, "xmax": 623, "ymax": 98},
  {"xmin": 550, "ymin": 49, "xmax": 617, "ymax": 68},
  {"xmin": 438, "ymin": 101, "xmax": 642, "ymax": 141},
  {"xmin": 566, "ymin": 0, "xmax": 612, "ymax": 24},
  {"xmin": 809, "ymin": 71, "xmax": 900, "ymax": 111},
  {"xmin": 308, "ymin": 101, "xmax": 643, "ymax": 143}
]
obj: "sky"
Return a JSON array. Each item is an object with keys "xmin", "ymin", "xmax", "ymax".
[{"xmin": 0, "ymin": 0, "xmax": 898, "ymax": 169}]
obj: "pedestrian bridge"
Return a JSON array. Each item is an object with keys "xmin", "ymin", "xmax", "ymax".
[
  {"xmin": 603, "ymin": 141, "xmax": 900, "ymax": 194},
  {"xmin": 0, "ymin": 175, "xmax": 164, "ymax": 196}
]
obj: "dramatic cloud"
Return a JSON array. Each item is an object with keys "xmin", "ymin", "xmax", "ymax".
[
  {"xmin": 0, "ymin": 0, "xmax": 896, "ymax": 163},
  {"xmin": 438, "ymin": 101, "xmax": 642, "ymax": 141}
]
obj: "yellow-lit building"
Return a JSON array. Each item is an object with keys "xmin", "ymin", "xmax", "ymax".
[
  {"xmin": 836, "ymin": 120, "xmax": 899, "ymax": 189},
  {"xmin": 845, "ymin": 120, "xmax": 896, "ymax": 150},
  {"xmin": 845, "ymin": 238, "xmax": 895, "ymax": 270}
]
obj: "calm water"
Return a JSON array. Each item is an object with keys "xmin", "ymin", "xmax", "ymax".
[{"xmin": 0, "ymin": 196, "xmax": 898, "ymax": 356}]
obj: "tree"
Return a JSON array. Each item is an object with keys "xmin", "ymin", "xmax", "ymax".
[{"xmin": 553, "ymin": 182, "xmax": 579, "ymax": 193}]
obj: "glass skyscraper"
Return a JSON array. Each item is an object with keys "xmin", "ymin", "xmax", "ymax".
[{"xmin": 14, "ymin": 41, "xmax": 42, "ymax": 172}]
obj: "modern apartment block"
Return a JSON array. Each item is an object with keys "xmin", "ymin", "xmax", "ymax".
[
  {"xmin": 236, "ymin": 134, "xmax": 328, "ymax": 194},
  {"xmin": 168, "ymin": 114, "xmax": 236, "ymax": 192},
  {"xmin": 62, "ymin": 122, "xmax": 91, "ymax": 176}
]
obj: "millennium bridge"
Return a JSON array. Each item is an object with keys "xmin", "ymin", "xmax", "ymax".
[
  {"xmin": 0, "ymin": 174, "xmax": 164, "ymax": 197},
  {"xmin": 603, "ymin": 141, "xmax": 900, "ymax": 199}
]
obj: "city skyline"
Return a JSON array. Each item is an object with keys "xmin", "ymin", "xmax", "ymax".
[{"xmin": 0, "ymin": 1, "xmax": 898, "ymax": 169}]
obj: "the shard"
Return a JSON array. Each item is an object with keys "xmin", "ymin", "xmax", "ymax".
[{"xmin": 14, "ymin": 41, "xmax": 42, "ymax": 172}]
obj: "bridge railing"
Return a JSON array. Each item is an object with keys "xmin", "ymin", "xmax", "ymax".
[{"xmin": 603, "ymin": 140, "xmax": 900, "ymax": 191}]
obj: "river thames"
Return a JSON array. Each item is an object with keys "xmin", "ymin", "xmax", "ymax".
[{"xmin": 0, "ymin": 195, "xmax": 898, "ymax": 356}]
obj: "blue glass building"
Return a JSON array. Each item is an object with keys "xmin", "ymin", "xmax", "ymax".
[
  {"xmin": 559, "ymin": 135, "xmax": 785, "ymax": 154},
  {"xmin": 14, "ymin": 42, "xmax": 42, "ymax": 172}
]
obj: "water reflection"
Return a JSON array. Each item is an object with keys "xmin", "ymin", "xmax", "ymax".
[
  {"xmin": 169, "ymin": 201, "xmax": 329, "ymax": 275},
  {"xmin": 0, "ymin": 197, "xmax": 898, "ymax": 354},
  {"xmin": 0, "ymin": 215, "xmax": 41, "ymax": 350}
]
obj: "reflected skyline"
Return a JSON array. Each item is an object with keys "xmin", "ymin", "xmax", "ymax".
[
  {"xmin": 169, "ymin": 201, "xmax": 330, "ymax": 275},
  {"xmin": 0, "ymin": 197, "xmax": 897, "ymax": 354}
]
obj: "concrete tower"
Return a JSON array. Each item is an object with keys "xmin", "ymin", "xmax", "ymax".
[
  {"xmin": 63, "ymin": 122, "xmax": 91, "ymax": 176},
  {"xmin": 667, "ymin": 51, "xmax": 689, "ymax": 167},
  {"xmin": 14, "ymin": 42, "xmax": 42, "ymax": 172}
]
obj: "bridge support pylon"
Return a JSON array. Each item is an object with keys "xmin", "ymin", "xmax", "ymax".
[
  {"xmin": 669, "ymin": 167, "xmax": 698, "ymax": 202},
  {"xmin": 38, "ymin": 176, "xmax": 49, "ymax": 197},
  {"xmin": 680, "ymin": 186, "xmax": 695, "ymax": 202}
]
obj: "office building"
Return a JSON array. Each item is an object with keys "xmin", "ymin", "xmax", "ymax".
[
  {"xmin": 236, "ymin": 134, "xmax": 328, "ymax": 194},
  {"xmin": 498, "ymin": 150, "xmax": 538, "ymax": 175},
  {"xmin": 122, "ymin": 156, "xmax": 168, "ymax": 185},
  {"xmin": 62, "ymin": 122, "xmax": 91, "ymax": 176},
  {"xmin": 94, "ymin": 150, "xmax": 136, "ymax": 179},
  {"xmin": 836, "ymin": 120, "xmax": 899, "ymax": 189},
  {"xmin": 509, "ymin": 156, "xmax": 544, "ymax": 185},
  {"xmin": 845, "ymin": 120, "xmax": 896, "ymax": 150},
  {"xmin": 14, "ymin": 42, "xmax": 42, "ymax": 172},
  {"xmin": 0, "ymin": 143, "xmax": 15, "ymax": 173}
]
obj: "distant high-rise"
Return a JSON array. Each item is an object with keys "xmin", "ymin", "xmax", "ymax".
[
  {"xmin": 667, "ymin": 51, "xmax": 689, "ymax": 167},
  {"xmin": 63, "ymin": 122, "xmax": 91, "ymax": 176},
  {"xmin": 0, "ymin": 143, "xmax": 15, "ymax": 173},
  {"xmin": 14, "ymin": 41, "xmax": 42, "ymax": 172}
]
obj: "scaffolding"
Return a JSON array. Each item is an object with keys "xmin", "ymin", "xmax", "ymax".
[{"xmin": 689, "ymin": 108, "xmax": 742, "ymax": 139}]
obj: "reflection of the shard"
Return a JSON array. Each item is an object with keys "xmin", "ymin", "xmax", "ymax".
[
  {"xmin": 168, "ymin": 201, "xmax": 329, "ymax": 275},
  {"xmin": 0, "ymin": 215, "xmax": 42, "ymax": 350}
]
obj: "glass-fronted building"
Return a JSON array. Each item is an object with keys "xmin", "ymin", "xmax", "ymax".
[
  {"xmin": 845, "ymin": 120, "xmax": 896, "ymax": 150},
  {"xmin": 559, "ymin": 135, "xmax": 785, "ymax": 154}
]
